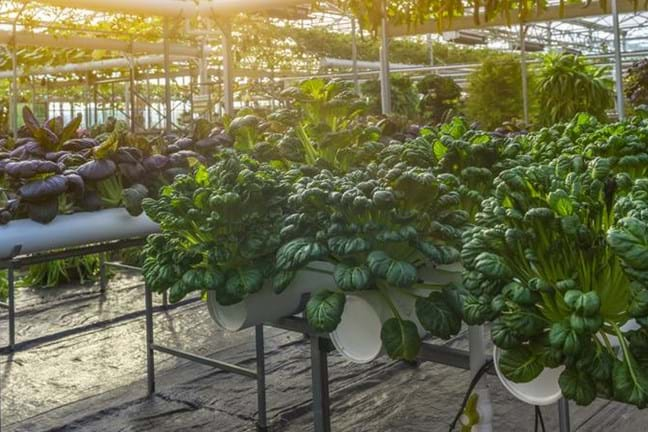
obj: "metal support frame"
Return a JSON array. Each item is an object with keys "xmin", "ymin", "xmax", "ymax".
[
  {"xmin": 7, "ymin": 3, "xmax": 28, "ymax": 138},
  {"xmin": 520, "ymin": 24, "xmax": 530, "ymax": 125},
  {"xmin": 558, "ymin": 398, "xmax": 571, "ymax": 431},
  {"xmin": 310, "ymin": 336, "xmax": 331, "ymax": 432},
  {"xmin": 427, "ymin": 34, "xmax": 434, "ymax": 66},
  {"xmin": 611, "ymin": 0, "xmax": 626, "ymax": 120},
  {"xmin": 351, "ymin": 17, "xmax": 360, "ymax": 95},
  {"xmin": 221, "ymin": 23, "xmax": 235, "ymax": 116},
  {"xmin": 378, "ymin": 0, "xmax": 392, "ymax": 115},
  {"xmin": 163, "ymin": 18, "xmax": 173, "ymax": 133},
  {"xmin": 275, "ymin": 316, "xmax": 571, "ymax": 432},
  {"xmin": 10, "ymin": 23, "xmax": 19, "ymax": 138},
  {"xmin": 144, "ymin": 282, "xmax": 268, "ymax": 431},
  {"xmin": 0, "ymin": 237, "xmax": 146, "ymax": 353},
  {"xmin": 128, "ymin": 55, "xmax": 137, "ymax": 132}
]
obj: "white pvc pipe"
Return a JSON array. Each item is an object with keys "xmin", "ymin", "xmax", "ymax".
[
  {"xmin": 33, "ymin": 0, "xmax": 307, "ymax": 18},
  {"xmin": 330, "ymin": 289, "xmax": 424, "ymax": 363},
  {"xmin": 0, "ymin": 31, "xmax": 205, "ymax": 57},
  {"xmin": 493, "ymin": 347, "xmax": 564, "ymax": 406},
  {"xmin": 207, "ymin": 261, "xmax": 334, "ymax": 331},
  {"xmin": 0, "ymin": 55, "xmax": 191, "ymax": 79},
  {"xmin": 331, "ymin": 263, "xmax": 462, "ymax": 364},
  {"xmin": 0, "ymin": 209, "xmax": 160, "ymax": 259},
  {"xmin": 320, "ymin": 57, "xmax": 427, "ymax": 71}
]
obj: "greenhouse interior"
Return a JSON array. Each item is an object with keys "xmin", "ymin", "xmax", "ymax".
[{"xmin": 2, "ymin": 0, "xmax": 648, "ymax": 431}]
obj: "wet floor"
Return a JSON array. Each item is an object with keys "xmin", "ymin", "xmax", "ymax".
[{"xmin": 2, "ymin": 272, "xmax": 646, "ymax": 431}]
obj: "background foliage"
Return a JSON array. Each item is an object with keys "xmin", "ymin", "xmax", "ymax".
[
  {"xmin": 536, "ymin": 53, "xmax": 613, "ymax": 125},
  {"xmin": 464, "ymin": 54, "xmax": 533, "ymax": 130},
  {"xmin": 625, "ymin": 58, "xmax": 648, "ymax": 108}
]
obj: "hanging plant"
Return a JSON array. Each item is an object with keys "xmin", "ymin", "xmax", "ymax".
[{"xmin": 339, "ymin": 0, "xmax": 615, "ymax": 34}]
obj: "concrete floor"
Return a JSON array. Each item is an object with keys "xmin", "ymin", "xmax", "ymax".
[{"xmin": 2, "ymin": 273, "xmax": 647, "ymax": 432}]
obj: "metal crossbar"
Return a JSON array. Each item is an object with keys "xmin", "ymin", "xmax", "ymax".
[{"xmin": 0, "ymin": 237, "xmax": 147, "ymax": 352}]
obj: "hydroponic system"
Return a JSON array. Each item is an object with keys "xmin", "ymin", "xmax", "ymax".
[{"xmin": 1, "ymin": 0, "xmax": 648, "ymax": 431}]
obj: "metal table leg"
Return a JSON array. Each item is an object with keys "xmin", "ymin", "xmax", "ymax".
[
  {"xmin": 145, "ymin": 283, "xmax": 155, "ymax": 395},
  {"xmin": 310, "ymin": 335, "xmax": 331, "ymax": 432},
  {"xmin": 558, "ymin": 397, "xmax": 571, "ymax": 432},
  {"xmin": 162, "ymin": 291, "xmax": 168, "ymax": 309},
  {"xmin": 255, "ymin": 325, "xmax": 268, "ymax": 432},
  {"xmin": 99, "ymin": 253, "xmax": 107, "ymax": 291},
  {"xmin": 7, "ymin": 266, "xmax": 16, "ymax": 351}
]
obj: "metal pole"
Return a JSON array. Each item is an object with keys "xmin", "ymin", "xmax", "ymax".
[
  {"xmin": 468, "ymin": 326, "xmax": 492, "ymax": 430},
  {"xmin": 558, "ymin": 398, "xmax": 571, "ymax": 432},
  {"xmin": 310, "ymin": 336, "xmax": 331, "ymax": 432},
  {"xmin": 93, "ymin": 83, "xmax": 98, "ymax": 125},
  {"xmin": 145, "ymin": 283, "xmax": 155, "ymax": 395},
  {"xmin": 221, "ymin": 23, "xmax": 234, "ymax": 116},
  {"xmin": 520, "ymin": 24, "xmax": 530, "ymax": 125},
  {"xmin": 379, "ymin": 0, "xmax": 392, "ymax": 115},
  {"xmin": 129, "ymin": 63, "xmax": 136, "ymax": 132},
  {"xmin": 351, "ymin": 18, "xmax": 360, "ymax": 95},
  {"xmin": 99, "ymin": 253, "xmax": 107, "ymax": 291},
  {"xmin": 111, "ymin": 82, "xmax": 116, "ymax": 118},
  {"xmin": 199, "ymin": 38, "xmax": 209, "ymax": 97},
  {"xmin": 163, "ymin": 18, "xmax": 173, "ymax": 132},
  {"xmin": 255, "ymin": 325, "xmax": 268, "ymax": 432},
  {"xmin": 145, "ymin": 73, "xmax": 152, "ymax": 129},
  {"xmin": 611, "ymin": 0, "xmax": 625, "ymax": 120},
  {"xmin": 85, "ymin": 72, "xmax": 91, "ymax": 128},
  {"xmin": 10, "ymin": 25, "xmax": 19, "ymax": 139},
  {"xmin": 8, "ymin": 266, "xmax": 15, "ymax": 351},
  {"xmin": 427, "ymin": 33, "xmax": 434, "ymax": 66}
]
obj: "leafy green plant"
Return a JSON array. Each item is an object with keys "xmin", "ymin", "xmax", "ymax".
[
  {"xmin": 462, "ymin": 160, "xmax": 648, "ymax": 407},
  {"xmin": 521, "ymin": 112, "xmax": 648, "ymax": 181},
  {"xmin": 19, "ymin": 255, "xmax": 103, "ymax": 288},
  {"xmin": 465, "ymin": 54, "xmax": 531, "ymax": 130},
  {"xmin": 362, "ymin": 75, "xmax": 419, "ymax": 119},
  {"xmin": 625, "ymin": 58, "xmax": 648, "ymax": 108},
  {"xmin": 417, "ymin": 74, "xmax": 462, "ymax": 125},
  {"xmin": 142, "ymin": 152, "xmax": 290, "ymax": 304},
  {"xmin": 0, "ymin": 271, "xmax": 7, "ymax": 301},
  {"xmin": 426, "ymin": 117, "xmax": 522, "ymax": 219},
  {"xmin": 0, "ymin": 109, "xmax": 232, "ymax": 224},
  {"xmin": 274, "ymin": 148, "xmax": 468, "ymax": 360},
  {"xmin": 267, "ymin": 78, "xmax": 369, "ymax": 166},
  {"xmin": 142, "ymin": 140, "xmax": 469, "ymax": 361},
  {"xmin": 537, "ymin": 53, "xmax": 613, "ymax": 125}
]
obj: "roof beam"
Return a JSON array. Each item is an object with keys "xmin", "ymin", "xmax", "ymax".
[
  {"xmin": 568, "ymin": 18, "xmax": 615, "ymax": 33},
  {"xmin": 0, "ymin": 30, "xmax": 206, "ymax": 56},
  {"xmin": 388, "ymin": 2, "xmax": 646, "ymax": 37},
  {"xmin": 0, "ymin": 54, "xmax": 192, "ymax": 79},
  {"xmin": 30, "ymin": 0, "xmax": 308, "ymax": 18}
]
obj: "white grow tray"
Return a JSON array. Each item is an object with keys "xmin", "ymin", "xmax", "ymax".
[{"xmin": 0, "ymin": 208, "xmax": 160, "ymax": 259}]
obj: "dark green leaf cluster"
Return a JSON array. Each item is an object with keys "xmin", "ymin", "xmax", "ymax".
[
  {"xmin": 142, "ymin": 152, "xmax": 290, "ymax": 305},
  {"xmin": 277, "ymin": 157, "xmax": 466, "ymax": 360},
  {"xmin": 521, "ymin": 113, "xmax": 648, "ymax": 182},
  {"xmin": 463, "ymin": 159, "xmax": 648, "ymax": 408}
]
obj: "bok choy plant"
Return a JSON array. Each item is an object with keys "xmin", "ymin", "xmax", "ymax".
[{"xmin": 462, "ymin": 161, "xmax": 648, "ymax": 407}]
